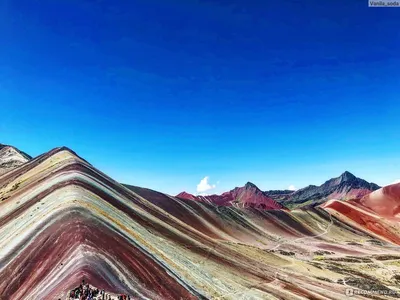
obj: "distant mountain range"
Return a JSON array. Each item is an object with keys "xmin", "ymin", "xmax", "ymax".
[
  {"xmin": 177, "ymin": 181, "xmax": 285, "ymax": 210},
  {"xmin": 177, "ymin": 171, "xmax": 380, "ymax": 209},
  {"xmin": 272, "ymin": 171, "xmax": 381, "ymax": 208},
  {"xmin": 0, "ymin": 143, "xmax": 381, "ymax": 209}
]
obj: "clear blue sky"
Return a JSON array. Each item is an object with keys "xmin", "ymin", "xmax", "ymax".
[{"xmin": 1, "ymin": 0, "xmax": 399, "ymax": 194}]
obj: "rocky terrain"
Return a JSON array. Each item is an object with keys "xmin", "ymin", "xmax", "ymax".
[
  {"xmin": 281, "ymin": 171, "xmax": 380, "ymax": 208},
  {"xmin": 264, "ymin": 189, "xmax": 295, "ymax": 202},
  {"xmin": 0, "ymin": 143, "xmax": 31, "ymax": 175}
]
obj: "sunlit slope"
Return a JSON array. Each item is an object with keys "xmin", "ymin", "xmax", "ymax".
[
  {"xmin": 322, "ymin": 183, "xmax": 400, "ymax": 245},
  {"xmin": 0, "ymin": 144, "xmax": 31, "ymax": 175}
]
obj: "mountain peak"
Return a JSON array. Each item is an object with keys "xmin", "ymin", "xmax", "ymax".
[
  {"xmin": 340, "ymin": 171, "xmax": 356, "ymax": 181},
  {"xmin": 0, "ymin": 143, "xmax": 31, "ymax": 160},
  {"xmin": 0, "ymin": 143, "xmax": 31, "ymax": 175},
  {"xmin": 244, "ymin": 181, "xmax": 258, "ymax": 189},
  {"xmin": 176, "ymin": 181, "xmax": 285, "ymax": 210},
  {"xmin": 176, "ymin": 191, "xmax": 196, "ymax": 200},
  {"xmin": 283, "ymin": 171, "xmax": 381, "ymax": 208}
]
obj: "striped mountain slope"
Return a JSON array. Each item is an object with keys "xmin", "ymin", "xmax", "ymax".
[{"xmin": 0, "ymin": 147, "xmax": 399, "ymax": 299}]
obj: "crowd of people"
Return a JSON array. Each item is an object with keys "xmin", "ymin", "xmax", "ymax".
[{"xmin": 66, "ymin": 280, "xmax": 132, "ymax": 300}]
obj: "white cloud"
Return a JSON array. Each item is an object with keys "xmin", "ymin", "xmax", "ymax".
[
  {"xmin": 288, "ymin": 185, "xmax": 297, "ymax": 191},
  {"xmin": 390, "ymin": 179, "xmax": 400, "ymax": 185},
  {"xmin": 197, "ymin": 176, "xmax": 217, "ymax": 194}
]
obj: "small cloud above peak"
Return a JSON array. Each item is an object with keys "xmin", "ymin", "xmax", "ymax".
[
  {"xmin": 288, "ymin": 185, "xmax": 297, "ymax": 191},
  {"xmin": 196, "ymin": 176, "xmax": 217, "ymax": 194},
  {"xmin": 390, "ymin": 179, "xmax": 400, "ymax": 185}
]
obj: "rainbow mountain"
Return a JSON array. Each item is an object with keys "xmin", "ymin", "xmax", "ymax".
[{"xmin": 0, "ymin": 146, "xmax": 400, "ymax": 299}]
